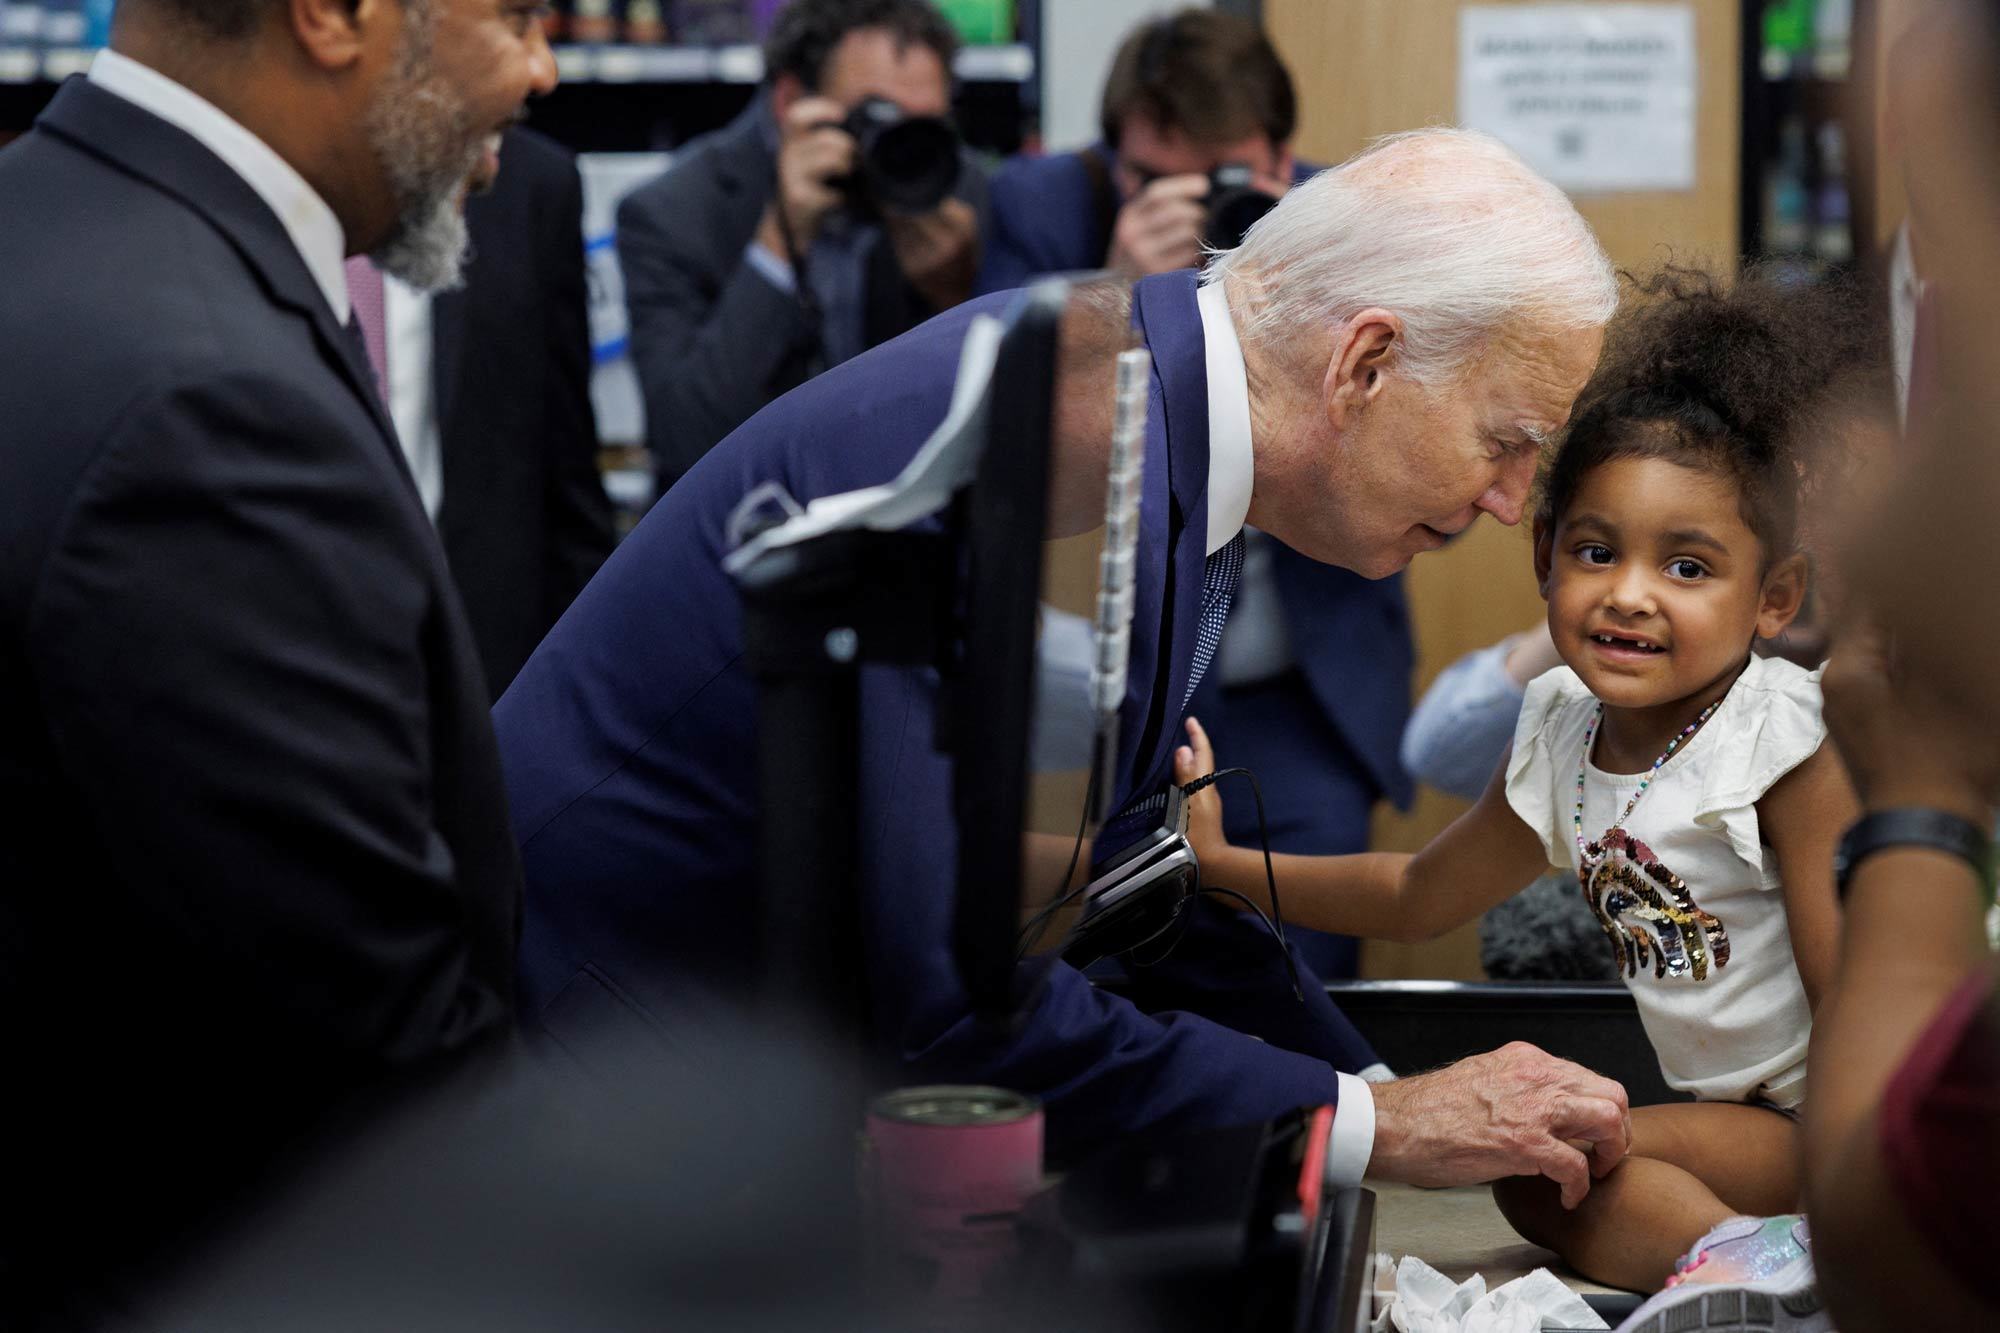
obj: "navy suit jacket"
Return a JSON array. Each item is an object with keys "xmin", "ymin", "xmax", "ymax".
[
  {"xmin": 497, "ymin": 272, "xmax": 1350, "ymax": 1159},
  {"xmin": 978, "ymin": 145, "xmax": 1415, "ymax": 827},
  {"xmin": 0, "ymin": 79, "xmax": 522, "ymax": 1321}
]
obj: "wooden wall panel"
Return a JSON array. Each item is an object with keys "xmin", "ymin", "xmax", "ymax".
[{"xmin": 1263, "ymin": 0, "xmax": 1743, "ymax": 979}]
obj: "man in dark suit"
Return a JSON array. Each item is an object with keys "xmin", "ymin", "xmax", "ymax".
[
  {"xmin": 496, "ymin": 131, "xmax": 1632, "ymax": 1193},
  {"xmin": 979, "ymin": 8, "xmax": 1413, "ymax": 977},
  {"xmin": 0, "ymin": 0, "xmax": 554, "ymax": 1318},
  {"xmin": 357, "ymin": 127, "xmax": 616, "ymax": 698},
  {"xmin": 617, "ymin": 0, "xmax": 987, "ymax": 491}
]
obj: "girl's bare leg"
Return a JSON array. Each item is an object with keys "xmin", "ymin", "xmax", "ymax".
[{"xmin": 1492, "ymin": 1102, "xmax": 1799, "ymax": 1292}]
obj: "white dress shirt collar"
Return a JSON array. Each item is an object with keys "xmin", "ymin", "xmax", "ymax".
[
  {"xmin": 1196, "ymin": 279, "xmax": 1254, "ymax": 556},
  {"xmin": 89, "ymin": 48, "xmax": 351, "ymax": 323}
]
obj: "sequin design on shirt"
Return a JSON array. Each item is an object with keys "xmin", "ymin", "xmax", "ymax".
[{"xmin": 1580, "ymin": 829, "xmax": 1732, "ymax": 980}]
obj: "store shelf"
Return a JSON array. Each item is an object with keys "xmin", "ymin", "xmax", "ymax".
[
  {"xmin": 0, "ymin": 40, "xmax": 1033, "ymax": 87},
  {"xmin": 553, "ymin": 40, "xmax": 1032, "ymax": 84},
  {"xmin": 0, "ymin": 45, "xmax": 37, "ymax": 84},
  {"xmin": 0, "ymin": 43, "xmax": 90, "ymax": 81}
]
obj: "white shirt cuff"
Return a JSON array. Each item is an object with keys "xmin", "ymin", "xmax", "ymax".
[
  {"xmin": 1325, "ymin": 1071, "xmax": 1377, "ymax": 1188},
  {"xmin": 742, "ymin": 239, "xmax": 797, "ymax": 295}
]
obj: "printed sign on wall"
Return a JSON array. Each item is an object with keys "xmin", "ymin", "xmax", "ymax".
[{"xmin": 1459, "ymin": 4, "xmax": 1697, "ymax": 193}]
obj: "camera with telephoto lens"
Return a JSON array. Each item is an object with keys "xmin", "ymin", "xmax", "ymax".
[
  {"xmin": 1203, "ymin": 162, "xmax": 1281, "ymax": 251},
  {"xmin": 836, "ymin": 96, "xmax": 961, "ymax": 215}
]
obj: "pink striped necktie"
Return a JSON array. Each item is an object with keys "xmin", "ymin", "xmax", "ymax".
[{"xmin": 343, "ymin": 255, "xmax": 390, "ymax": 407}]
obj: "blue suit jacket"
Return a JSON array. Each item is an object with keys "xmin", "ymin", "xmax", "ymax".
[
  {"xmin": 979, "ymin": 146, "xmax": 1415, "ymax": 830},
  {"xmin": 497, "ymin": 273, "xmax": 1353, "ymax": 1158}
]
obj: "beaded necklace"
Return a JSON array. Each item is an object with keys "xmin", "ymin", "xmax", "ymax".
[{"xmin": 1572, "ymin": 696, "xmax": 1725, "ymax": 869}]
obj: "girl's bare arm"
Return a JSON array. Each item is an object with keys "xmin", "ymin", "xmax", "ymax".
[
  {"xmin": 1758, "ymin": 741, "xmax": 1860, "ymax": 1011},
  {"xmin": 1175, "ymin": 717, "xmax": 1551, "ymax": 942}
]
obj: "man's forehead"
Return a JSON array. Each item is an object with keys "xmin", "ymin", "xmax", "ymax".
[
  {"xmin": 1119, "ymin": 116, "xmax": 1272, "ymax": 174},
  {"xmin": 1485, "ymin": 322, "xmax": 1604, "ymax": 422},
  {"xmin": 823, "ymin": 28, "xmax": 950, "ymax": 111}
]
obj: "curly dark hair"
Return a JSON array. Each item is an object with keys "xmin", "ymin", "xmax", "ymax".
[
  {"xmin": 763, "ymin": 0, "xmax": 959, "ymax": 92},
  {"xmin": 1537, "ymin": 265, "xmax": 1888, "ymax": 564}
]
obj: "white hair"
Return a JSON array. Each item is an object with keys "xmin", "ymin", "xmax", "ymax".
[{"xmin": 1203, "ymin": 127, "xmax": 1618, "ymax": 385}]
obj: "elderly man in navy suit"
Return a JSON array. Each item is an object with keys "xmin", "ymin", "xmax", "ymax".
[
  {"xmin": 979, "ymin": 9, "xmax": 1416, "ymax": 978},
  {"xmin": 496, "ymin": 129, "xmax": 1628, "ymax": 1197}
]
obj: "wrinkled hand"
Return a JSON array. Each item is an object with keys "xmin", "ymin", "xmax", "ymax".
[
  {"xmin": 1368, "ymin": 1042, "xmax": 1631, "ymax": 1210},
  {"xmin": 886, "ymin": 197, "xmax": 978, "ymax": 312},
  {"xmin": 1106, "ymin": 174, "xmax": 1210, "ymax": 277},
  {"xmin": 1822, "ymin": 617, "xmax": 2000, "ymax": 821},
  {"xmin": 1172, "ymin": 716, "xmax": 1229, "ymax": 863},
  {"xmin": 756, "ymin": 95, "xmax": 854, "ymax": 258}
]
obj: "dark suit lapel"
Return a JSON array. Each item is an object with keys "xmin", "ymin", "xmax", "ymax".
[
  {"xmin": 1119, "ymin": 271, "xmax": 1212, "ymax": 798},
  {"xmin": 710, "ymin": 98, "xmax": 777, "ymax": 207},
  {"xmin": 37, "ymin": 78, "xmax": 404, "ymax": 461}
]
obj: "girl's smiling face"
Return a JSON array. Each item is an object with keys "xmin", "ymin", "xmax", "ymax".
[{"xmin": 1536, "ymin": 455, "xmax": 1807, "ymax": 719}]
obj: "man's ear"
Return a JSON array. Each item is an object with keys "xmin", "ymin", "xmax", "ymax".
[
  {"xmin": 289, "ymin": 0, "xmax": 373, "ymax": 70},
  {"xmin": 771, "ymin": 71, "xmax": 806, "ymax": 121},
  {"xmin": 1271, "ymin": 138, "xmax": 1295, "ymax": 186},
  {"xmin": 1755, "ymin": 552, "xmax": 1810, "ymax": 640},
  {"xmin": 1532, "ymin": 514, "xmax": 1556, "ymax": 598},
  {"xmin": 1321, "ymin": 308, "xmax": 1400, "ymax": 434}
]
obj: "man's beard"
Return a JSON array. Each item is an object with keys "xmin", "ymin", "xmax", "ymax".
[{"xmin": 364, "ymin": 10, "xmax": 484, "ymax": 293}]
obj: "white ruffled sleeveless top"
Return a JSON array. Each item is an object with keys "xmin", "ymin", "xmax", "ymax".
[{"xmin": 1505, "ymin": 654, "xmax": 1825, "ymax": 1107}]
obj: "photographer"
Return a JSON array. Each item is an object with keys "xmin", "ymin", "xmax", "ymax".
[
  {"xmin": 618, "ymin": 0, "xmax": 986, "ymax": 491},
  {"xmin": 977, "ymin": 9, "xmax": 1301, "ymax": 293}
]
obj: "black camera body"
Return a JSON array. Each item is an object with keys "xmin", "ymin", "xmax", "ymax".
[
  {"xmin": 838, "ymin": 96, "xmax": 961, "ymax": 215},
  {"xmin": 1204, "ymin": 163, "xmax": 1281, "ymax": 251}
]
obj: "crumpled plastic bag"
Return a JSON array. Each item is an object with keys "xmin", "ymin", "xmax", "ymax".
[{"xmin": 1368, "ymin": 1254, "xmax": 1609, "ymax": 1332}]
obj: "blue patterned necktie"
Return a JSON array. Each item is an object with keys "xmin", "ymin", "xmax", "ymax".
[{"xmin": 1183, "ymin": 531, "xmax": 1245, "ymax": 711}]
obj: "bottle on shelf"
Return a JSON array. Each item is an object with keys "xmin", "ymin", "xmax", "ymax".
[
  {"xmin": 1812, "ymin": 120, "xmax": 1852, "ymax": 263},
  {"xmin": 625, "ymin": 0, "xmax": 667, "ymax": 45},
  {"xmin": 1812, "ymin": 0, "xmax": 1851, "ymax": 79},
  {"xmin": 1763, "ymin": 113, "xmax": 1811, "ymax": 256},
  {"xmin": 570, "ymin": 0, "xmax": 617, "ymax": 46},
  {"xmin": 672, "ymin": 0, "xmax": 757, "ymax": 45},
  {"xmin": 1761, "ymin": 0, "xmax": 1814, "ymax": 80}
]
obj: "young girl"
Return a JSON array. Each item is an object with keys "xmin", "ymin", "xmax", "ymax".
[{"xmin": 1175, "ymin": 271, "xmax": 1874, "ymax": 1294}]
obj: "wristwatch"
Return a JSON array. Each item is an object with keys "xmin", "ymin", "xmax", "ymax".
[{"xmin": 1834, "ymin": 807, "xmax": 1995, "ymax": 903}]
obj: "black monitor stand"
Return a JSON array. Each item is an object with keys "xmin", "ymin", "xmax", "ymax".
[{"xmin": 729, "ymin": 281, "xmax": 1068, "ymax": 1047}]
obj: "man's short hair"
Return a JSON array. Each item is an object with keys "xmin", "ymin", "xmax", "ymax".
[
  {"xmin": 1205, "ymin": 129, "xmax": 1618, "ymax": 387},
  {"xmin": 123, "ymin": 0, "xmax": 433, "ymax": 44},
  {"xmin": 1099, "ymin": 9, "xmax": 1296, "ymax": 150},
  {"xmin": 763, "ymin": 0, "xmax": 960, "ymax": 92},
  {"xmin": 123, "ymin": 0, "xmax": 275, "ymax": 40}
]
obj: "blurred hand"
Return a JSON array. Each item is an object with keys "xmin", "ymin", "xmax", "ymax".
[
  {"xmin": 756, "ymin": 95, "xmax": 855, "ymax": 259},
  {"xmin": 1368, "ymin": 1042, "xmax": 1631, "ymax": 1209},
  {"xmin": 1172, "ymin": 716, "xmax": 1229, "ymax": 862},
  {"xmin": 1106, "ymin": 174, "xmax": 1210, "ymax": 277},
  {"xmin": 886, "ymin": 197, "xmax": 978, "ymax": 312},
  {"xmin": 1822, "ymin": 617, "xmax": 1999, "ymax": 822},
  {"xmin": 1502, "ymin": 622, "xmax": 1563, "ymax": 688}
]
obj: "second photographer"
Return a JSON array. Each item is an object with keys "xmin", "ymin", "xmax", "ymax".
[
  {"xmin": 619, "ymin": 0, "xmax": 987, "ymax": 492},
  {"xmin": 977, "ymin": 8, "xmax": 1302, "ymax": 293}
]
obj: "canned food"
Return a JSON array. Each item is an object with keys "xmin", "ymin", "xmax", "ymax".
[{"xmin": 863, "ymin": 1086, "xmax": 1044, "ymax": 1329}]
